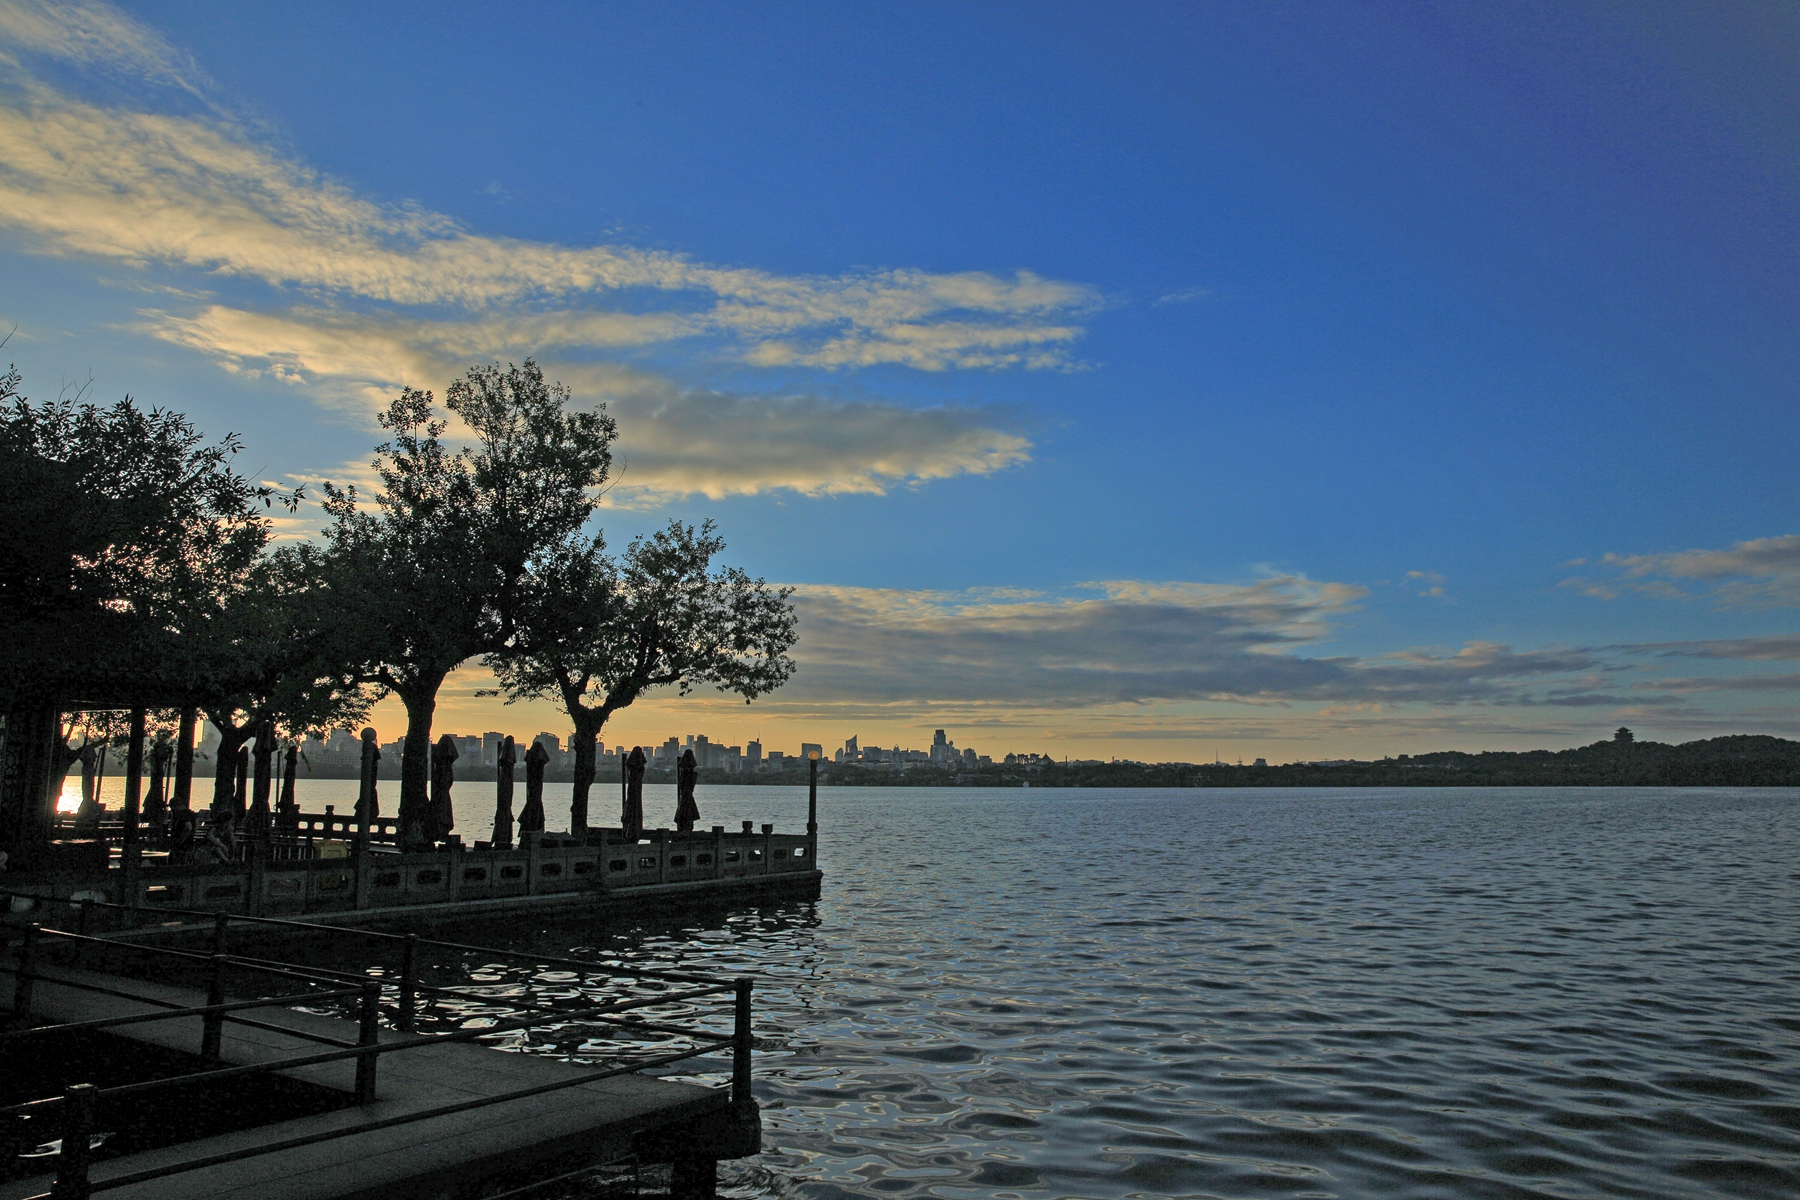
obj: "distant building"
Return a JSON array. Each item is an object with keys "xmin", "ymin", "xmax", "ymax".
[
  {"xmin": 930, "ymin": 729, "xmax": 959, "ymax": 763},
  {"xmin": 800, "ymin": 742, "xmax": 822, "ymax": 761},
  {"xmin": 745, "ymin": 740, "xmax": 762, "ymax": 765},
  {"xmin": 482, "ymin": 732, "xmax": 504, "ymax": 763}
]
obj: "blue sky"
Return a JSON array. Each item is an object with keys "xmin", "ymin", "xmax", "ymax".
[{"xmin": 2, "ymin": 1, "xmax": 1795, "ymax": 761}]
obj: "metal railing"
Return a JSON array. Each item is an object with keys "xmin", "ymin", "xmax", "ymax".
[{"xmin": 1, "ymin": 892, "xmax": 756, "ymax": 1200}]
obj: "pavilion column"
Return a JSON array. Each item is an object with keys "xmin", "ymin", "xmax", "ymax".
[
  {"xmin": 0, "ymin": 699, "xmax": 62, "ymax": 863},
  {"xmin": 124, "ymin": 707, "xmax": 146, "ymax": 866}
]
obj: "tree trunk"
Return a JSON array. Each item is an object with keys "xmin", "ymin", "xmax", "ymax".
[
  {"xmin": 396, "ymin": 672, "xmax": 447, "ymax": 849},
  {"xmin": 172, "ymin": 707, "xmax": 196, "ymax": 812},
  {"xmin": 205, "ymin": 716, "xmax": 253, "ymax": 815},
  {"xmin": 567, "ymin": 708, "xmax": 603, "ymax": 835}
]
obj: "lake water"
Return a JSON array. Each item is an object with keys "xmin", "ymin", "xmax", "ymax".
[{"xmin": 87, "ymin": 780, "xmax": 1800, "ymax": 1197}]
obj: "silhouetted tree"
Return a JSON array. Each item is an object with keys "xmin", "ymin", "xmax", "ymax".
[
  {"xmin": 191, "ymin": 546, "xmax": 378, "ymax": 813},
  {"xmin": 0, "ymin": 363, "xmax": 294, "ymax": 850},
  {"xmin": 486, "ymin": 520, "xmax": 797, "ymax": 833},
  {"xmin": 320, "ymin": 362, "xmax": 613, "ymax": 843}
]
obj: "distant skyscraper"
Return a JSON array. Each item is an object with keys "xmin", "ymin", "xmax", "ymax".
[
  {"xmin": 746, "ymin": 740, "xmax": 762, "ymax": 765},
  {"xmin": 800, "ymin": 742, "xmax": 822, "ymax": 761},
  {"xmin": 845, "ymin": 735, "xmax": 859, "ymax": 760},
  {"xmin": 482, "ymin": 732, "xmax": 503, "ymax": 764}
]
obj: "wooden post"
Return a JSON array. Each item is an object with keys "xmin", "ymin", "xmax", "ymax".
[
  {"xmin": 762, "ymin": 824, "xmax": 774, "ymax": 875},
  {"xmin": 398, "ymin": 933, "xmax": 418, "ymax": 1032},
  {"xmin": 247, "ymin": 842, "xmax": 266, "ymax": 918},
  {"xmin": 657, "ymin": 829, "xmax": 668, "ymax": 884},
  {"xmin": 808, "ymin": 756, "xmax": 819, "ymax": 868},
  {"xmin": 353, "ymin": 848, "xmax": 372, "ymax": 911},
  {"xmin": 211, "ymin": 911, "xmax": 229, "ymax": 957},
  {"xmin": 355, "ymin": 979, "xmax": 381, "ymax": 1103},
  {"xmin": 13, "ymin": 925, "xmax": 37, "ymax": 1015},
  {"xmin": 52, "ymin": 1083, "xmax": 97, "ymax": 1200},
  {"xmin": 524, "ymin": 830, "xmax": 540, "ymax": 895},
  {"xmin": 201, "ymin": 954, "xmax": 225, "ymax": 1061},
  {"xmin": 732, "ymin": 977, "xmax": 754, "ymax": 1115},
  {"xmin": 77, "ymin": 898, "xmax": 93, "ymax": 937},
  {"xmin": 713, "ymin": 825, "xmax": 724, "ymax": 879}
]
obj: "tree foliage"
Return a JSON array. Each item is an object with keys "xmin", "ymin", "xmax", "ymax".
[
  {"xmin": 318, "ymin": 362, "xmax": 615, "ymax": 842},
  {"xmin": 0, "ymin": 363, "xmax": 292, "ymax": 708},
  {"xmin": 486, "ymin": 520, "xmax": 797, "ymax": 831}
]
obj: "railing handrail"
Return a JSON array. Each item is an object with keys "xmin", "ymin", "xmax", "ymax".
[
  {"xmin": 0, "ymin": 986, "xmax": 362, "ymax": 1042},
  {"xmin": 3, "ymin": 884, "xmax": 760, "ymax": 1199},
  {"xmin": 1, "ymin": 887, "xmax": 730, "ymax": 987},
  {"xmin": 0, "ymin": 974, "xmax": 736, "ymax": 1117},
  {"xmin": 18, "ymin": 924, "xmax": 367, "ymax": 988},
  {"xmin": 18, "ymin": 1041, "xmax": 725, "ymax": 1199}
]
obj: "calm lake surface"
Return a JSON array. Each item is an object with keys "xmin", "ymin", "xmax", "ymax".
[{"xmin": 295, "ymin": 784, "xmax": 1797, "ymax": 1197}]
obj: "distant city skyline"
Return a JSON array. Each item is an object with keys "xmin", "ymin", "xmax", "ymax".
[{"xmin": 3, "ymin": 3, "xmax": 1794, "ymax": 761}]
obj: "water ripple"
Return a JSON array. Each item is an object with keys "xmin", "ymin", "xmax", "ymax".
[{"xmin": 412, "ymin": 786, "xmax": 1798, "ymax": 1199}]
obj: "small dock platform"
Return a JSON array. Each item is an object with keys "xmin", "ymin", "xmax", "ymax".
[{"xmin": 3, "ymin": 912, "xmax": 761, "ymax": 1199}]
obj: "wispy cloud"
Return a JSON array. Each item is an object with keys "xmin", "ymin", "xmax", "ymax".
[
  {"xmin": 144, "ymin": 305, "xmax": 1032, "ymax": 501},
  {"xmin": 0, "ymin": 18, "xmax": 1097, "ymax": 367},
  {"xmin": 1153, "ymin": 287, "xmax": 1207, "ymax": 306},
  {"xmin": 1634, "ymin": 673, "xmax": 1800, "ymax": 694},
  {"xmin": 1406, "ymin": 569, "xmax": 1447, "ymax": 598},
  {"xmin": 775, "ymin": 579, "xmax": 1610, "ymax": 712},
  {"xmin": 0, "ymin": 1, "xmax": 1087, "ymax": 503},
  {"xmin": 1570, "ymin": 534, "xmax": 1800, "ymax": 608},
  {"xmin": 0, "ymin": 0, "xmax": 205, "ymax": 93},
  {"xmin": 1618, "ymin": 632, "xmax": 1800, "ymax": 661}
]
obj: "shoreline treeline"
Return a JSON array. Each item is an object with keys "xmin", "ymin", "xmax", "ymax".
[{"xmin": 727, "ymin": 733, "xmax": 1799, "ymax": 789}]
